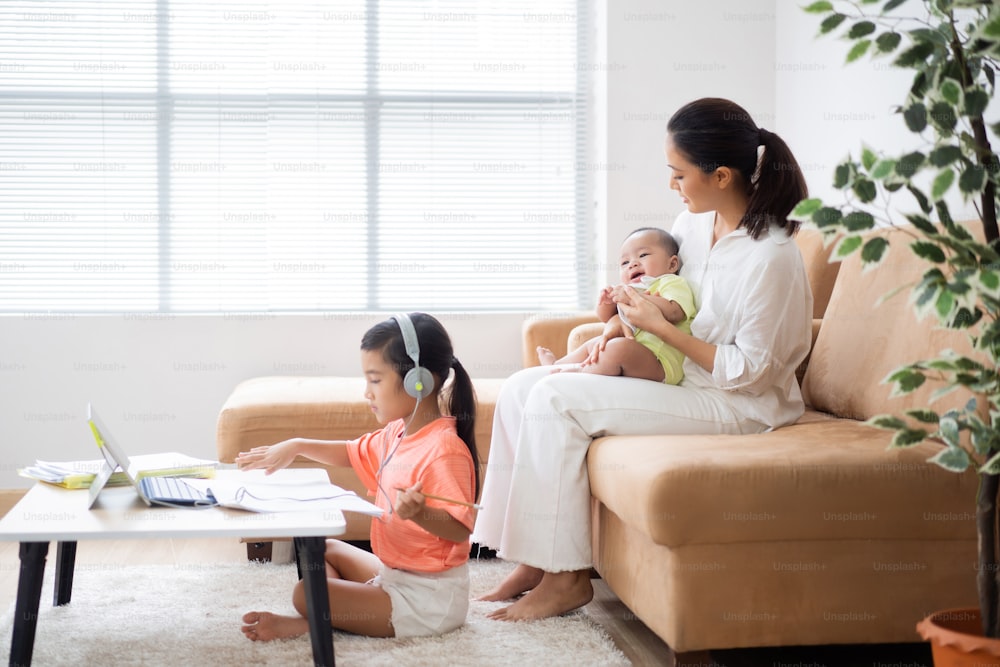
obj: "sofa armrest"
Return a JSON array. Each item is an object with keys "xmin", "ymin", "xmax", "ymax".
[
  {"xmin": 522, "ymin": 313, "xmax": 601, "ymax": 367},
  {"xmin": 567, "ymin": 322, "xmax": 604, "ymax": 353}
]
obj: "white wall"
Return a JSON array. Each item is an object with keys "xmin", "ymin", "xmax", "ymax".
[
  {"xmin": 775, "ymin": 2, "xmax": 983, "ymax": 221},
  {"xmin": 604, "ymin": 0, "xmax": 777, "ymax": 284},
  {"xmin": 0, "ymin": 0, "xmax": 818, "ymax": 489}
]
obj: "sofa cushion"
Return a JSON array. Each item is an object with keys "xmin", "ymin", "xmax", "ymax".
[
  {"xmin": 802, "ymin": 227, "xmax": 979, "ymax": 420},
  {"xmin": 587, "ymin": 410, "xmax": 978, "ymax": 548}
]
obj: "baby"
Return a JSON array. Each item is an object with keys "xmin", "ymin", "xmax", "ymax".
[{"xmin": 538, "ymin": 227, "xmax": 695, "ymax": 384}]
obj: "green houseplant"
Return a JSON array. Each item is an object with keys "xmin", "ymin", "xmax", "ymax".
[{"xmin": 796, "ymin": 0, "xmax": 1000, "ymax": 642}]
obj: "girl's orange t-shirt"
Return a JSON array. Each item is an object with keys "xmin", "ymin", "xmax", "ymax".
[{"xmin": 347, "ymin": 416, "xmax": 476, "ymax": 573}]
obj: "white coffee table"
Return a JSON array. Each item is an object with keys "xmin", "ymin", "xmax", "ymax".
[{"xmin": 0, "ymin": 469, "xmax": 346, "ymax": 666}]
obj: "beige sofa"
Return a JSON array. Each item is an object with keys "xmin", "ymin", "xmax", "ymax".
[{"xmin": 216, "ymin": 227, "xmax": 979, "ymax": 657}]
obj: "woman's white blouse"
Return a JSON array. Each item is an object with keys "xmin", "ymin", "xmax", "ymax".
[{"xmin": 672, "ymin": 210, "xmax": 814, "ymax": 429}]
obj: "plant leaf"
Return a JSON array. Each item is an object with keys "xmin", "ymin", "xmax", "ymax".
[
  {"xmin": 834, "ymin": 234, "xmax": 863, "ymax": 258},
  {"xmin": 861, "ymin": 236, "xmax": 889, "ymax": 264},
  {"xmin": 905, "ymin": 409, "xmax": 941, "ymax": 424},
  {"xmin": 927, "ymin": 445, "xmax": 972, "ymax": 472},
  {"xmin": 911, "ymin": 240, "xmax": 947, "ymax": 263},
  {"xmin": 848, "ymin": 21, "xmax": 877, "ymax": 39},
  {"xmin": 928, "ymin": 145, "xmax": 963, "ymax": 167},
  {"xmin": 834, "ymin": 162, "xmax": 852, "ymax": 188},
  {"xmin": 803, "ymin": 0, "xmax": 834, "ymax": 12},
  {"xmin": 883, "ymin": 0, "xmax": 909, "ymax": 11},
  {"xmin": 932, "ymin": 168, "xmax": 955, "ymax": 200},
  {"xmin": 792, "ymin": 198, "xmax": 823, "ymax": 217},
  {"xmin": 896, "ymin": 151, "xmax": 926, "ymax": 177},
  {"xmin": 853, "ymin": 178, "xmax": 878, "ymax": 203},
  {"xmin": 886, "ymin": 367, "xmax": 927, "ymax": 394},
  {"xmin": 868, "ymin": 414, "xmax": 908, "ymax": 430},
  {"xmin": 940, "ymin": 78, "xmax": 962, "ymax": 105},
  {"xmin": 929, "ymin": 101, "xmax": 957, "ymax": 133},
  {"xmin": 959, "ymin": 165, "xmax": 987, "ymax": 193},
  {"xmin": 820, "ymin": 13, "xmax": 848, "ymax": 34},
  {"xmin": 861, "ymin": 146, "xmax": 877, "ymax": 171},
  {"xmin": 871, "ymin": 158, "xmax": 896, "ymax": 179},
  {"xmin": 980, "ymin": 450, "xmax": 1000, "ymax": 475},
  {"xmin": 813, "ymin": 206, "xmax": 843, "ymax": 228},
  {"xmin": 894, "ymin": 42, "xmax": 936, "ymax": 68},
  {"xmin": 965, "ymin": 88, "xmax": 990, "ymax": 117},
  {"xmin": 890, "ymin": 427, "xmax": 930, "ymax": 448},
  {"xmin": 843, "ymin": 211, "xmax": 876, "ymax": 231},
  {"xmin": 847, "ymin": 39, "xmax": 873, "ymax": 63},
  {"xmin": 875, "ymin": 32, "xmax": 902, "ymax": 53},
  {"xmin": 938, "ymin": 416, "xmax": 960, "ymax": 447},
  {"xmin": 935, "ymin": 288, "xmax": 956, "ymax": 320},
  {"xmin": 905, "ymin": 213, "xmax": 937, "ymax": 233}
]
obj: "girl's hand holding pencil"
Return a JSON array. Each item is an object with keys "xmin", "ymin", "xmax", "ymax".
[{"xmin": 394, "ymin": 481, "xmax": 483, "ymax": 520}]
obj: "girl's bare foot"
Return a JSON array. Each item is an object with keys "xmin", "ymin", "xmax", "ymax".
[
  {"xmin": 241, "ymin": 610, "xmax": 309, "ymax": 641},
  {"xmin": 487, "ymin": 570, "xmax": 593, "ymax": 621},
  {"xmin": 476, "ymin": 563, "xmax": 544, "ymax": 601},
  {"xmin": 536, "ymin": 346, "xmax": 557, "ymax": 366}
]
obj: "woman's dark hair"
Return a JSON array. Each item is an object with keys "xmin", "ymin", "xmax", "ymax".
[
  {"xmin": 360, "ymin": 312, "xmax": 480, "ymax": 497},
  {"xmin": 666, "ymin": 97, "xmax": 808, "ymax": 239}
]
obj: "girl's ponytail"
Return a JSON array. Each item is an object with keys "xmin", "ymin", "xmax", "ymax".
[{"xmin": 444, "ymin": 357, "xmax": 480, "ymax": 499}]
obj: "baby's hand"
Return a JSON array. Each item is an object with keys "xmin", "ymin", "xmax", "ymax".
[
  {"xmin": 394, "ymin": 480, "xmax": 426, "ymax": 520},
  {"xmin": 610, "ymin": 284, "xmax": 636, "ymax": 302},
  {"xmin": 598, "ymin": 286, "xmax": 615, "ymax": 305}
]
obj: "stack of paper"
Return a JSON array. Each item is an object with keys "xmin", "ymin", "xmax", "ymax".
[{"xmin": 19, "ymin": 453, "xmax": 218, "ymax": 489}]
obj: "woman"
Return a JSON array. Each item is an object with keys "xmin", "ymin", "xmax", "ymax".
[{"xmin": 471, "ymin": 97, "xmax": 814, "ymax": 621}]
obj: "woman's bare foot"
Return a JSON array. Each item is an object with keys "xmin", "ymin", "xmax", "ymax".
[
  {"xmin": 241, "ymin": 610, "xmax": 310, "ymax": 641},
  {"xmin": 476, "ymin": 563, "xmax": 544, "ymax": 601},
  {"xmin": 487, "ymin": 570, "xmax": 593, "ymax": 621},
  {"xmin": 536, "ymin": 346, "xmax": 557, "ymax": 366}
]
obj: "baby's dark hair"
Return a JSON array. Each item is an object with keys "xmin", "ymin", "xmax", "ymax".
[
  {"xmin": 360, "ymin": 312, "xmax": 480, "ymax": 498},
  {"xmin": 626, "ymin": 227, "xmax": 680, "ymax": 256}
]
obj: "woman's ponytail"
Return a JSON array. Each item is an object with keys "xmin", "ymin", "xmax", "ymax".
[{"xmin": 745, "ymin": 127, "xmax": 807, "ymax": 238}]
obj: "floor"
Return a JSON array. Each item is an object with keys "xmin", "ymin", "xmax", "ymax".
[{"xmin": 0, "ymin": 490, "xmax": 935, "ymax": 666}]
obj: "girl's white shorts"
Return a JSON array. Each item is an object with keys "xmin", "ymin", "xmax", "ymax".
[{"xmin": 372, "ymin": 562, "xmax": 469, "ymax": 637}]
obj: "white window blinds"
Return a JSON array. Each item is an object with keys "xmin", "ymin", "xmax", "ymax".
[{"xmin": 0, "ymin": 1, "xmax": 591, "ymax": 312}]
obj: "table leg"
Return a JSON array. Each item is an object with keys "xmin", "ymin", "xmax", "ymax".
[
  {"xmin": 53, "ymin": 541, "xmax": 77, "ymax": 606},
  {"xmin": 294, "ymin": 536, "xmax": 334, "ymax": 667},
  {"xmin": 10, "ymin": 541, "xmax": 48, "ymax": 667}
]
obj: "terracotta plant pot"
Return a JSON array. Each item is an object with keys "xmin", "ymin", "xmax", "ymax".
[{"xmin": 917, "ymin": 607, "xmax": 1000, "ymax": 666}]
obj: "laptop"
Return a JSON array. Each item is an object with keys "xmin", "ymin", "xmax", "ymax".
[{"xmin": 86, "ymin": 404, "xmax": 217, "ymax": 509}]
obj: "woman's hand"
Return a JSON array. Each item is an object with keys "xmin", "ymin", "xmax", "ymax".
[
  {"xmin": 614, "ymin": 285, "xmax": 672, "ymax": 334},
  {"xmin": 235, "ymin": 439, "xmax": 301, "ymax": 475}
]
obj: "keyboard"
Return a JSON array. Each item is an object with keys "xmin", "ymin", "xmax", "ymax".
[{"xmin": 139, "ymin": 476, "xmax": 217, "ymax": 507}]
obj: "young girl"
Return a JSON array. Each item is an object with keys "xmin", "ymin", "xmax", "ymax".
[{"xmin": 236, "ymin": 312, "xmax": 479, "ymax": 640}]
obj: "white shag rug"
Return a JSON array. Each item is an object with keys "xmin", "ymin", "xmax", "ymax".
[{"xmin": 0, "ymin": 558, "xmax": 629, "ymax": 666}]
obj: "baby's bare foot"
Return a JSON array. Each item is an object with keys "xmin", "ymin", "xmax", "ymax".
[{"xmin": 536, "ymin": 346, "xmax": 556, "ymax": 366}]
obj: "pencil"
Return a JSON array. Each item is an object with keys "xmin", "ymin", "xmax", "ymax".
[{"xmin": 395, "ymin": 488, "xmax": 483, "ymax": 510}]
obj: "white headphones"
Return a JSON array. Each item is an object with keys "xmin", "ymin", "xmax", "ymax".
[{"xmin": 391, "ymin": 313, "xmax": 435, "ymax": 400}]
